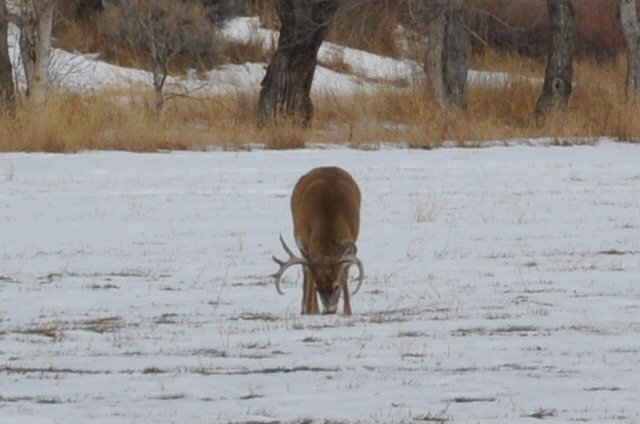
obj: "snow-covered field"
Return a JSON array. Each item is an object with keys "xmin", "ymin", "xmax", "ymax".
[{"xmin": 1, "ymin": 141, "xmax": 639, "ymax": 423}]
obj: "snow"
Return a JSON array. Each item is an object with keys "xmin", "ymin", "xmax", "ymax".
[
  {"xmin": 6, "ymin": 15, "xmax": 534, "ymax": 98},
  {"xmin": 5, "ymin": 17, "xmax": 379, "ymax": 96},
  {"xmin": 219, "ymin": 16, "xmax": 278, "ymax": 52},
  {"xmin": 220, "ymin": 17, "xmax": 419, "ymax": 83},
  {"xmin": 1, "ymin": 11, "xmax": 637, "ymax": 424},
  {"xmin": 1, "ymin": 141, "xmax": 640, "ymax": 423},
  {"xmin": 220, "ymin": 16, "xmax": 539, "ymax": 88}
]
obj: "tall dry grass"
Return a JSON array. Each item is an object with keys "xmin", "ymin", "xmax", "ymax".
[
  {"xmin": 0, "ymin": 53, "xmax": 638, "ymax": 153},
  {"xmin": 312, "ymin": 52, "xmax": 639, "ymax": 147}
]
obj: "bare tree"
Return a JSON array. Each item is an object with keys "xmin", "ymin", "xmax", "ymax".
[
  {"xmin": 422, "ymin": 0, "xmax": 469, "ymax": 111},
  {"xmin": 20, "ymin": 0, "xmax": 55, "ymax": 105},
  {"xmin": 115, "ymin": 0, "xmax": 223, "ymax": 113},
  {"xmin": 257, "ymin": 0, "xmax": 341, "ymax": 127},
  {"xmin": 0, "ymin": 0, "xmax": 15, "ymax": 111},
  {"xmin": 620, "ymin": 0, "xmax": 640, "ymax": 102},
  {"xmin": 534, "ymin": 0, "xmax": 576, "ymax": 119}
]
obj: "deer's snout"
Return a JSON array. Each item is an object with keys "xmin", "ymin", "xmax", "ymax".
[{"xmin": 318, "ymin": 287, "xmax": 341, "ymax": 314}]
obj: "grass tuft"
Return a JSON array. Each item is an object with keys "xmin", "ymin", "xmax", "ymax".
[{"xmin": 259, "ymin": 121, "xmax": 308, "ymax": 150}]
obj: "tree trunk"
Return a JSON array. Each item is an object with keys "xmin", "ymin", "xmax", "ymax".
[
  {"xmin": 534, "ymin": 0, "xmax": 575, "ymax": 119},
  {"xmin": 425, "ymin": 0, "xmax": 469, "ymax": 111},
  {"xmin": 257, "ymin": 0, "xmax": 340, "ymax": 127},
  {"xmin": 0, "ymin": 0, "xmax": 15, "ymax": 111},
  {"xmin": 425, "ymin": 7, "xmax": 447, "ymax": 107},
  {"xmin": 147, "ymin": 31, "xmax": 167, "ymax": 115},
  {"xmin": 620, "ymin": 0, "xmax": 640, "ymax": 101},
  {"xmin": 20, "ymin": 0, "xmax": 55, "ymax": 105},
  {"xmin": 151, "ymin": 58, "xmax": 166, "ymax": 115},
  {"xmin": 443, "ymin": 0, "xmax": 469, "ymax": 110}
]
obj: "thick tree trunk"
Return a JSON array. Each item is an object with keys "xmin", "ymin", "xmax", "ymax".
[
  {"xmin": 0, "ymin": 0, "xmax": 15, "ymax": 111},
  {"xmin": 425, "ymin": 0, "xmax": 469, "ymax": 111},
  {"xmin": 425, "ymin": 8, "xmax": 447, "ymax": 107},
  {"xmin": 534, "ymin": 0, "xmax": 575, "ymax": 119},
  {"xmin": 620, "ymin": 0, "xmax": 640, "ymax": 101},
  {"xmin": 257, "ymin": 0, "xmax": 340, "ymax": 127},
  {"xmin": 443, "ymin": 0, "xmax": 469, "ymax": 110},
  {"xmin": 20, "ymin": 0, "xmax": 55, "ymax": 105}
]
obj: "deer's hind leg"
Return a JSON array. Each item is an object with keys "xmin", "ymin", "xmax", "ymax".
[{"xmin": 302, "ymin": 269, "xmax": 320, "ymax": 315}]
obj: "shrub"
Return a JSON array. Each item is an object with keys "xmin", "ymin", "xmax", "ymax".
[
  {"xmin": 101, "ymin": 0, "xmax": 226, "ymax": 72},
  {"xmin": 470, "ymin": 0, "xmax": 624, "ymax": 63}
]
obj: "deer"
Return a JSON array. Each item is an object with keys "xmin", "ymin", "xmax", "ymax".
[{"xmin": 273, "ymin": 167, "xmax": 364, "ymax": 315}]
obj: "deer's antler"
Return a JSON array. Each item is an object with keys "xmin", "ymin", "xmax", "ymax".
[
  {"xmin": 272, "ymin": 234, "xmax": 307, "ymax": 295},
  {"xmin": 338, "ymin": 242, "xmax": 365, "ymax": 296}
]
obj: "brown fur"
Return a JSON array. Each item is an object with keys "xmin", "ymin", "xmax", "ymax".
[{"xmin": 291, "ymin": 167, "xmax": 361, "ymax": 315}]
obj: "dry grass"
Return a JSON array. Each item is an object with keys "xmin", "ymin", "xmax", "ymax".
[
  {"xmin": 330, "ymin": 0, "xmax": 406, "ymax": 58},
  {"xmin": 1, "ymin": 52, "xmax": 639, "ymax": 153},
  {"xmin": 226, "ymin": 39, "xmax": 275, "ymax": 65},
  {"xmin": 0, "ymin": 89, "xmax": 311, "ymax": 152},
  {"xmin": 310, "ymin": 53, "xmax": 639, "ymax": 147},
  {"xmin": 0, "ymin": 91, "xmax": 253, "ymax": 152},
  {"xmin": 470, "ymin": 49, "xmax": 542, "ymax": 78},
  {"xmin": 39, "ymin": 0, "xmax": 636, "ymax": 153},
  {"xmin": 363, "ymin": 53, "xmax": 638, "ymax": 145}
]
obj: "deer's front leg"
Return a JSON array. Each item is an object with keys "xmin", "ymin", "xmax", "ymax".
[
  {"xmin": 341, "ymin": 275, "xmax": 352, "ymax": 316},
  {"xmin": 302, "ymin": 269, "xmax": 320, "ymax": 314}
]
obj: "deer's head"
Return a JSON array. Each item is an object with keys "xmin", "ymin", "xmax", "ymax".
[{"xmin": 273, "ymin": 235, "xmax": 364, "ymax": 314}]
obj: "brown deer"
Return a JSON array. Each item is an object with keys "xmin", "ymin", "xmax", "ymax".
[{"xmin": 273, "ymin": 167, "xmax": 364, "ymax": 315}]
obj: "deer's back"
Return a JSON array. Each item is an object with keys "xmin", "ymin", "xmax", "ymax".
[{"xmin": 291, "ymin": 167, "xmax": 360, "ymax": 253}]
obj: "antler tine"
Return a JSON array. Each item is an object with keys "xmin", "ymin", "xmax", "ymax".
[
  {"xmin": 279, "ymin": 234, "xmax": 297, "ymax": 257},
  {"xmin": 350, "ymin": 258, "xmax": 365, "ymax": 295},
  {"xmin": 272, "ymin": 234, "xmax": 307, "ymax": 295},
  {"xmin": 345, "ymin": 257, "xmax": 365, "ymax": 295},
  {"xmin": 339, "ymin": 249, "xmax": 365, "ymax": 296}
]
